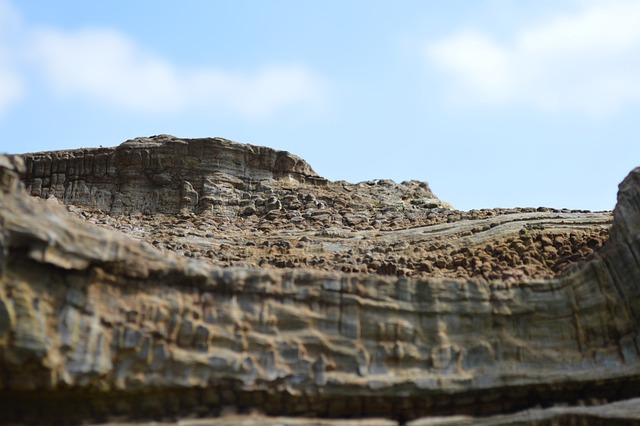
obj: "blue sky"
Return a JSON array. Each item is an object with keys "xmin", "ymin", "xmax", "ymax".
[{"xmin": 1, "ymin": 0, "xmax": 640, "ymax": 211}]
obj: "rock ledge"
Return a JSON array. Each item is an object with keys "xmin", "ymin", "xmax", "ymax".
[{"xmin": 1, "ymin": 140, "xmax": 639, "ymax": 425}]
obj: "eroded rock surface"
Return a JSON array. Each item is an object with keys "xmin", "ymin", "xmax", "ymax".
[
  {"xmin": 21, "ymin": 134, "xmax": 441, "ymax": 216},
  {"xmin": 1, "ymin": 138, "xmax": 639, "ymax": 425},
  {"xmin": 21, "ymin": 136, "xmax": 611, "ymax": 282}
]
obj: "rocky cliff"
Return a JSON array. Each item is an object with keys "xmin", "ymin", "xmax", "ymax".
[
  {"xmin": 1, "ymin": 137, "xmax": 639, "ymax": 425},
  {"xmin": 22, "ymin": 134, "xmax": 327, "ymax": 215},
  {"xmin": 20, "ymin": 136, "xmax": 611, "ymax": 281}
]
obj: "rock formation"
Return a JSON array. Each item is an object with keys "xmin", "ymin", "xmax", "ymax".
[
  {"xmin": 20, "ymin": 135, "xmax": 611, "ymax": 281},
  {"xmin": 23, "ymin": 134, "xmax": 329, "ymax": 215},
  {"xmin": 1, "ymin": 136, "xmax": 639, "ymax": 425}
]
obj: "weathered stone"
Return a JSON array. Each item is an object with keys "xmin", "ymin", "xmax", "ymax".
[
  {"xmin": 0, "ymin": 142, "xmax": 639, "ymax": 424},
  {"xmin": 21, "ymin": 135, "xmax": 325, "ymax": 215},
  {"xmin": 19, "ymin": 137, "xmax": 614, "ymax": 282}
]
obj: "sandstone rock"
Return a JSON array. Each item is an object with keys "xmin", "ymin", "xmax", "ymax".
[
  {"xmin": 21, "ymin": 135, "xmax": 324, "ymax": 215},
  {"xmin": 1, "ymin": 139, "xmax": 639, "ymax": 424},
  {"xmin": 20, "ymin": 135, "xmax": 452, "ymax": 226}
]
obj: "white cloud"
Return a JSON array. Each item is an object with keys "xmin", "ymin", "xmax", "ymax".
[
  {"xmin": 0, "ymin": 0, "xmax": 25, "ymax": 117},
  {"xmin": 31, "ymin": 27, "xmax": 326, "ymax": 118},
  {"xmin": 426, "ymin": 0, "xmax": 640, "ymax": 116},
  {"xmin": 0, "ymin": 0, "xmax": 326, "ymax": 120}
]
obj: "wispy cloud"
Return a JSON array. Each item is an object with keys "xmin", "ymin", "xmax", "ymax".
[
  {"xmin": 426, "ymin": 0, "xmax": 640, "ymax": 117},
  {"xmin": 31, "ymin": 28, "xmax": 326, "ymax": 118},
  {"xmin": 0, "ymin": 0, "xmax": 327, "ymax": 120}
]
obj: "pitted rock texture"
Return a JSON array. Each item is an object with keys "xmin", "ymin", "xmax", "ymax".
[
  {"xmin": 21, "ymin": 136, "xmax": 611, "ymax": 282},
  {"xmin": 21, "ymin": 134, "xmax": 445, "ymax": 217},
  {"xmin": 77, "ymin": 207, "xmax": 611, "ymax": 282},
  {"xmin": 22, "ymin": 134, "xmax": 321, "ymax": 214},
  {"xmin": 2, "ymin": 139, "xmax": 640, "ymax": 425}
]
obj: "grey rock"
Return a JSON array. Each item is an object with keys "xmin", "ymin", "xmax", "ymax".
[{"xmin": 0, "ymin": 144, "xmax": 638, "ymax": 425}]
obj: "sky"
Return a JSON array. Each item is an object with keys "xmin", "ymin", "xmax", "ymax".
[{"xmin": 1, "ymin": 0, "xmax": 640, "ymax": 211}]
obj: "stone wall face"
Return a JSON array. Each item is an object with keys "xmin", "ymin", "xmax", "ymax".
[
  {"xmin": 1, "ymin": 147, "xmax": 640, "ymax": 424},
  {"xmin": 21, "ymin": 135, "xmax": 323, "ymax": 215}
]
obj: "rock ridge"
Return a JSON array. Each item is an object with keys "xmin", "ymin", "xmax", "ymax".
[
  {"xmin": 21, "ymin": 135, "xmax": 327, "ymax": 215},
  {"xmin": 19, "ymin": 136, "xmax": 610, "ymax": 282},
  {"xmin": 1, "ymin": 140, "xmax": 640, "ymax": 424}
]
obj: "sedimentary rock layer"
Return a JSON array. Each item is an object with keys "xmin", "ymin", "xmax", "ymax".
[
  {"xmin": 1, "ymin": 141, "xmax": 640, "ymax": 424},
  {"xmin": 81, "ymin": 207, "xmax": 611, "ymax": 281},
  {"xmin": 22, "ymin": 134, "xmax": 333, "ymax": 214},
  {"xmin": 21, "ymin": 134, "xmax": 449, "ymax": 226},
  {"xmin": 21, "ymin": 136, "xmax": 611, "ymax": 281}
]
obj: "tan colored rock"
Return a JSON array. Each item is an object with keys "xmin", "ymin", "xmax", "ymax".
[
  {"xmin": 21, "ymin": 135, "xmax": 450, "ymax": 222},
  {"xmin": 21, "ymin": 135, "xmax": 323, "ymax": 214},
  {"xmin": 1, "ymin": 142, "xmax": 640, "ymax": 424}
]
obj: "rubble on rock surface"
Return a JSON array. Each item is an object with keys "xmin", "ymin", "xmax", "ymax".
[
  {"xmin": 0, "ymin": 136, "xmax": 638, "ymax": 425},
  {"xmin": 21, "ymin": 135, "xmax": 611, "ymax": 281}
]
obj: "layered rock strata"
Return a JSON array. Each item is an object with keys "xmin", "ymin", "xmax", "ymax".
[
  {"xmin": 1, "ymin": 139, "xmax": 640, "ymax": 424},
  {"xmin": 21, "ymin": 136, "xmax": 611, "ymax": 282},
  {"xmin": 21, "ymin": 134, "xmax": 441, "ymax": 216},
  {"xmin": 78, "ymin": 207, "xmax": 611, "ymax": 282}
]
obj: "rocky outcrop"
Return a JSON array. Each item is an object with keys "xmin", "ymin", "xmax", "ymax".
[
  {"xmin": 80, "ymin": 206, "xmax": 611, "ymax": 281},
  {"xmin": 2, "ymin": 141, "xmax": 640, "ymax": 424},
  {"xmin": 21, "ymin": 134, "xmax": 450, "ymax": 221},
  {"xmin": 21, "ymin": 135, "xmax": 324, "ymax": 215},
  {"xmin": 22, "ymin": 136, "xmax": 612, "ymax": 282}
]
